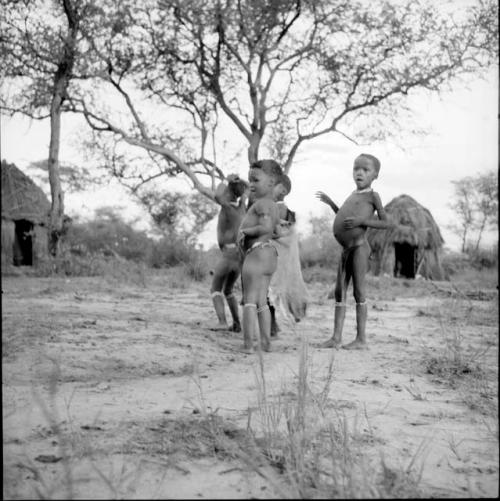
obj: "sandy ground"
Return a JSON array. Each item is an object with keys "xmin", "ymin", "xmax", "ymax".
[{"xmin": 2, "ymin": 269, "xmax": 498, "ymax": 499}]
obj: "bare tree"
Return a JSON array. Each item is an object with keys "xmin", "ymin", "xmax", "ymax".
[
  {"xmin": 449, "ymin": 177, "xmax": 476, "ymax": 253},
  {"xmin": 2, "ymin": 0, "xmax": 498, "ymax": 204}
]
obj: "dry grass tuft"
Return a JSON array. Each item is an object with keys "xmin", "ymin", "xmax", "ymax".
[{"xmin": 244, "ymin": 338, "xmax": 427, "ymax": 498}]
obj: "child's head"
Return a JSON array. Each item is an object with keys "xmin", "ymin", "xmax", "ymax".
[
  {"xmin": 273, "ymin": 174, "xmax": 292, "ymax": 201},
  {"xmin": 227, "ymin": 174, "xmax": 248, "ymax": 198},
  {"xmin": 248, "ymin": 159, "xmax": 283, "ymax": 199},
  {"xmin": 353, "ymin": 154, "xmax": 380, "ymax": 190}
]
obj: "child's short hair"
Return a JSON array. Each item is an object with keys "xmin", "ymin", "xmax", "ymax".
[
  {"xmin": 278, "ymin": 174, "xmax": 292, "ymax": 195},
  {"xmin": 250, "ymin": 159, "xmax": 283, "ymax": 183},
  {"xmin": 357, "ymin": 153, "xmax": 381, "ymax": 174}
]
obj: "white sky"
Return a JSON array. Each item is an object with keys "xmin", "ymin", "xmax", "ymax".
[{"xmin": 1, "ymin": 69, "xmax": 498, "ymax": 251}]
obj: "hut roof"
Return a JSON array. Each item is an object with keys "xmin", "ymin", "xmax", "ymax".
[
  {"xmin": 1, "ymin": 161, "xmax": 51, "ymax": 224},
  {"xmin": 367, "ymin": 194, "xmax": 444, "ymax": 250}
]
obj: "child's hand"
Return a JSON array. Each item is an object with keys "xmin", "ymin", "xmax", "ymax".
[
  {"xmin": 343, "ymin": 216, "xmax": 365, "ymax": 229},
  {"xmin": 315, "ymin": 191, "xmax": 332, "ymax": 205}
]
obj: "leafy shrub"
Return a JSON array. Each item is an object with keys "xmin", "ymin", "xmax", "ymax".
[
  {"xmin": 33, "ymin": 250, "xmax": 147, "ymax": 283},
  {"xmin": 441, "ymin": 250, "xmax": 472, "ymax": 277},
  {"xmin": 466, "ymin": 244, "xmax": 498, "ymax": 269},
  {"xmin": 65, "ymin": 208, "xmax": 153, "ymax": 263},
  {"xmin": 149, "ymin": 236, "xmax": 201, "ymax": 268},
  {"xmin": 442, "ymin": 245, "xmax": 498, "ymax": 278},
  {"xmin": 299, "ymin": 212, "xmax": 341, "ymax": 270}
]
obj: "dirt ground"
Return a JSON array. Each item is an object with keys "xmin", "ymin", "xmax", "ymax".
[{"xmin": 2, "ymin": 268, "xmax": 498, "ymax": 499}]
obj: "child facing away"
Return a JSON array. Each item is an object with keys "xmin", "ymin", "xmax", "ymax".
[
  {"xmin": 210, "ymin": 174, "xmax": 248, "ymax": 332},
  {"xmin": 237, "ymin": 159, "xmax": 282, "ymax": 353},
  {"xmin": 316, "ymin": 153, "xmax": 399, "ymax": 350}
]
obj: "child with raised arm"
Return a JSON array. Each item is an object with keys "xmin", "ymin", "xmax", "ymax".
[
  {"xmin": 315, "ymin": 153, "xmax": 396, "ymax": 350},
  {"xmin": 210, "ymin": 174, "xmax": 248, "ymax": 332},
  {"xmin": 237, "ymin": 159, "xmax": 282, "ymax": 353}
]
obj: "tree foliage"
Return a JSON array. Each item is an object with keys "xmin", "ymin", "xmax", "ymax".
[
  {"xmin": 2, "ymin": 0, "xmax": 498, "ymax": 202},
  {"xmin": 138, "ymin": 189, "xmax": 218, "ymax": 242}
]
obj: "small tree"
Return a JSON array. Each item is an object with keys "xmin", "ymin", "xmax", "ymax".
[
  {"xmin": 449, "ymin": 170, "xmax": 498, "ymax": 253},
  {"xmin": 1, "ymin": 0, "xmax": 98, "ymax": 255},
  {"xmin": 472, "ymin": 171, "xmax": 497, "ymax": 252}
]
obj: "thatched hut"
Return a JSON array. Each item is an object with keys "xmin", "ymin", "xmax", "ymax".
[
  {"xmin": 367, "ymin": 194, "xmax": 446, "ymax": 280},
  {"xmin": 1, "ymin": 160, "xmax": 51, "ymax": 266}
]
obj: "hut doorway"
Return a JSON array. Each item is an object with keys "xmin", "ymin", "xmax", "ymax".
[
  {"xmin": 393, "ymin": 242, "xmax": 416, "ymax": 279},
  {"xmin": 13, "ymin": 219, "xmax": 33, "ymax": 266}
]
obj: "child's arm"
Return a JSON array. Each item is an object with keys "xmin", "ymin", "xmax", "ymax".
[
  {"xmin": 315, "ymin": 191, "xmax": 339, "ymax": 213},
  {"xmin": 214, "ymin": 182, "xmax": 231, "ymax": 208},
  {"xmin": 344, "ymin": 192, "xmax": 396, "ymax": 230}
]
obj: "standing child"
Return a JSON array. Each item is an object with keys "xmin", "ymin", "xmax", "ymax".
[
  {"xmin": 210, "ymin": 174, "xmax": 248, "ymax": 332},
  {"xmin": 238, "ymin": 159, "xmax": 282, "ymax": 353},
  {"xmin": 315, "ymin": 153, "xmax": 396, "ymax": 350}
]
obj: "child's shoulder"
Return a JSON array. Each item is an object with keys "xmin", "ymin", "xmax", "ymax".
[{"xmin": 254, "ymin": 198, "xmax": 279, "ymax": 214}]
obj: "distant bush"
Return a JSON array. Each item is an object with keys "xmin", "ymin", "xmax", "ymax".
[
  {"xmin": 466, "ymin": 244, "xmax": 498, "ymax": 270},
  {"xmin": 65, "ymin": 208, "xmax": 153, "ymax": 263},
  {"xmin": 60, "ymin": 208, "xmax": 208, "ymax": 275},
  {"xmin": 149, "ymin": 236, "xmax": 200, "ymax": 268},
  {"xmin": 441, "ymin": 250, "xmax": 472, "ymax": 277},
  {"xmin": 299, "ymin": 212, "xmax": 341, "ymax": 270},
  {"xmin": 442, "ymin": 244, "xmax": 498, "ymax": 278},
  {"xmin": 33, "ymin": 250, "xmax": 148, "ymax": 285}
]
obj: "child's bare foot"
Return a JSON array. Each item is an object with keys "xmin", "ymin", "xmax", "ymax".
[
  {"xmin": 231, "ymin": 322, "xmax": 241, "ymax": 333},
  {"xmin": 342, "ymin": 339, "xmax": 368, "ymax": 350},
  {"xmin": 319, "ymin": 338, "xmax": 342, "ymax": 349},
  {"xmin": 239, "ymin": 344, "xmax": 253, "ymax": 354},
  {"xmin": 209, "ymin": 322, "xmax": 229, "ymax": 331},
  {"xmin": 261, "ymin": 340, "xmax": 271, "ymax": 352}
]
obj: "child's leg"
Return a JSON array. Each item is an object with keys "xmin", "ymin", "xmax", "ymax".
[
  {"xmin": 242, "ymin": 256, "xmax": 260, "ymax": 352},
  {"xmin": 210, "ymin": 257, "xmax": 229, "ymax": 329},
  {"xmin": 224, "ymin": 266, "xmax": 242, "ymax": 332},
  {"xmin": 241, "ymin": 246, "xmax": 277, "ymax": 352},
  {"xmin": 343, "ymin": 243, "xmax": 369, "ymax": 350},
  {"xmin": 242, "ymin": 303, "xmax": 257, "ymax": 351},
  {"xmin": 321, "ymin": 251, "xmax": 351, "ymax": 348}
]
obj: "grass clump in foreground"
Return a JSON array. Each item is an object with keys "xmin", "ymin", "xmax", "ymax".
[
  {"xmin": 244, "ymin": 340, "xmax": 427, "ymax": 498},
  {"xmin": 421, "ymin": 296, "xmax": 497, "ymax": 416}
]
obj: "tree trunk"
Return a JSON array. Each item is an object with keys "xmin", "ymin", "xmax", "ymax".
[
  {"xmin": 461, "ymin": 227, "xmax": 468, "ymax": 253},
  {"xmin": 47, "ymin": 0, "xmax": 78, "ymax": 256},
  {"xmin": 474, "ymin": 217, "xmax": 487, "ymax": 253},
  {"xmin": 48, "ymin": 82, "xmax": 65, "ymax": 256}
]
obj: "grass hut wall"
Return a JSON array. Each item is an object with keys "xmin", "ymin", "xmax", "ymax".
[
  {"xmin": 1, "ymin": 160, "xmax": 51, "ymax": 266},
  {"xmin": 366, "ymin": 194, "xmax": 446, "ymax": 280}
]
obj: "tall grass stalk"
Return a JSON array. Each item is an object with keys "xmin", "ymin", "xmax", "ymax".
[
  {"xmin": 30, "ymin": 357, "xmax": 74, "ymax": 500},
  {"xmin": 248, "ymin": 337, "xmax": 426, "ymax": 498}
]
